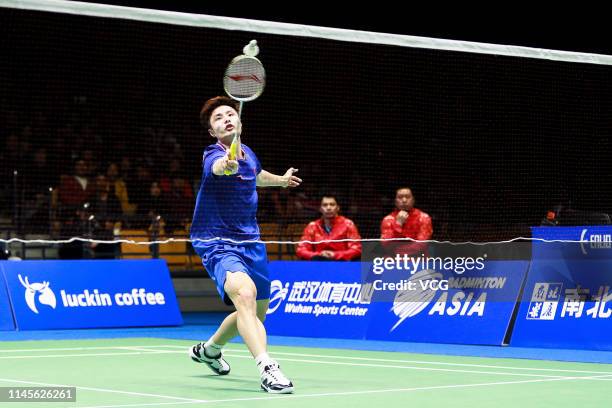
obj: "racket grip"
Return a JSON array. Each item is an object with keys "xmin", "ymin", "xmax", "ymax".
[
  {"xmin": 229, "ymin": 140, "xmax": 238, "ymax": 158},
  {"xmin": 223, "ymin": 140, "xmax": 238, "ymax": 175},
  {"xmin": 223, "ymin": 154, "xmax": 233, "ymax": 175}
]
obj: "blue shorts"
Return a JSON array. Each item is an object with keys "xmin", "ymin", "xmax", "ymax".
[{"xmin": 192, "ymin": 241, "xmax": 270, "ymax": 305}]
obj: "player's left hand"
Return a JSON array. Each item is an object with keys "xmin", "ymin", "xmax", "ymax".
[{"xmin": 282, "ymin": 168, "xmax": 302, "ymax": 188}]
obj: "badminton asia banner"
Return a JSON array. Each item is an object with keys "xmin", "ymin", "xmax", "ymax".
[
  {"xmin": 511, "ymin": 227, "xmax": 612, "ymax": 350},
  {"xmin": 265, "ymin": 259, "xmax": 528, "ymax": 345},
  {"xmin": 0, "ymin": 270, "xmax": 15, "ymax": 331},
  {"xmin": 0, "ymin": 260, "xmax": 183, "ymax": 330},
  {"xmin": 364, "ymin": 260, "xmax": 529, "ymax": 345}
]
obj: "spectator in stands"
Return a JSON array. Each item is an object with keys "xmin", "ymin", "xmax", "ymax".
[
  {"xmin": 380, "ymin": 187, "xmax": 433, "ymax": 255},
  {"xmin": 120, "ymin": 156, "xmax": 133, "ymax": 182},
  {"xmin": 269, "ymin": 189, "xmax": 302, "ymax": 224},
  {"xmin": 81, "ymin": 149, "xmax": 100, "ymax": 177},
  {"xmin": 106, "ymin": 162, "xmax": 136, "ymax": 215},
  {"xmin": 24, "ymin": 148, "xmax": 56, "ymax": 195},
  {"xmin": 128, "ymin": 161, "xmax": 153, "ymax": 215},
  {"xmin": 22, "ymin": 148, "xmax": 56, "ymax": 232},
  {"xmin": 57, "ymin": 202, "xmax": 90, "ymax": 259},
  {"xmin": 58, "ymin": 158, "xmax": 93, "ymax": 210},
  {"xmin": 89, "ymin": 214, "xmax": 120, "ymax": 259},
  {"xmin": 91, "ymin": 175, "xmax": 122, "ymax": 222},
  {"xmin": 160, "ymin": 158, "xmax": 188, "ymax": 194},
  {"xmin": 165, "ymin": 177, "xmax": 194, "ymax": 231},
  {"xmin": 0, "ymin": 133, "xmax": 26, "ymax": 188},
  {"xmin": 296, "ymin": 195, "xmax": 362, "ymax": 260},
  {"xmin": 137, "ymin": 181, "xmax": 169, "ymax": 228},
  {"xmin": 71, "ymin": 175, "xmax": 121, "ymax": 259},
  {"xmin": 84, "ymin": 175, "xmax": 121, "ymax": 258}
]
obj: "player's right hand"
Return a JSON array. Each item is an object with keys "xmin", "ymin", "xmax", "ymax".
[{"xmin": 222, "ymin": 155, "xmax": 239, "ymax": 175}]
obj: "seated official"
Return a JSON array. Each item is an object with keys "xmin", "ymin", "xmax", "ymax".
[
  {"xmin": 381, "ymin": 187, "xmax": 433, "ymax": 256},
  {"xmin": 296, "ymin": 195, "xmax": 362, "ymax": 261}
]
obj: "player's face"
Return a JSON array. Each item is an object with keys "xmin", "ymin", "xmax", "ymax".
[
  {"xmin": 209, "ymin": 105, "xmax": 241, "ymax": 142},
  {"xmin": 395, "ymin": 189, "xmax": 414, "ymax": 211},
  {"xmin": 320, "ymin": 197, "xmax": 339, "ymax": 219}
]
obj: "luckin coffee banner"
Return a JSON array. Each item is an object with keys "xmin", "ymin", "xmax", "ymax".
[{"xmin": 0, "ymin": 260, "xmax": 182, "ymax": 330}]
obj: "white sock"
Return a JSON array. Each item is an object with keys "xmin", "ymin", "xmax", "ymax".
[
  {"xmin": 255, "ymin": 352, "xmax": 273, "ymax": 373},
  {"xmin": 203, "ymin": 339, "xmax": 223, "ymax": 356}
]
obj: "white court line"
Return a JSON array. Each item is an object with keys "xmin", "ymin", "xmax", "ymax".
[
  {"xmin": 0, "ymin": 348, "xmax": 566, "ymax": 379},
  {"xmin": 1, "ymin": 346, "xmax": 611, "ymax": 408},
  {"xmin": 78, "ymin": 374, "xmax": 612, "ymax": 408},
  {"xmin": 3, "ymin": 343, "xmax": 611, "ymax": 376},
  {"xmin": 0, "ymin": 377, "xmax": 205, "ymax": 403},
  {"xmin": 0, "ymin": 351, "xmax": 172, "ymax": 359},
  {"xmin": 0, "ymin": 345, "xmax": 166, "ymax": 353},
  {"xmin": 217, "ymin": 347, "xmax": 612, "ymax": 375},
  {"xmin": 117, "ymin": 347, "xmax": 178, "ymax": 353},
  {"xmin": 221, "ymin": 353, "xmax": 568, "ymax": 379}
]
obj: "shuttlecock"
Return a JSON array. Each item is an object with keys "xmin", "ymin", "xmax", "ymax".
[{"xmin": 243, "ymin": 40, "xmax": 259, "ymax": 57}]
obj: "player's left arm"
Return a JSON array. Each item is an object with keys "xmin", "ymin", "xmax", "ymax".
[{"xmin": 256, "ymin": 168, "xmax": 302, "ymax": 188}]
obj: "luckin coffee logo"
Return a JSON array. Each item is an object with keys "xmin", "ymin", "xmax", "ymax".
[{"xmin": 18, "ymin": 274, "xmax": 57, "ymax": 314}]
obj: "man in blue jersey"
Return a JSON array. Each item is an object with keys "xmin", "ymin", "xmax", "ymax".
[{"xmin": 189, "ymin": 96, "xmax": 301, "ymax": 394}]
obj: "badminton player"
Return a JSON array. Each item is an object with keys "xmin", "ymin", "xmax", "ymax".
[{"xmin": 189, "ymin": 96, "xmax": 301, "ymax": 394}]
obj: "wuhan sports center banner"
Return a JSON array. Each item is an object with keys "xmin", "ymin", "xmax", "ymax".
[
  {"xmin": 265, "ymin": 256, "xmax": 529, "ymax": 346},
  {"xmin": 0, "ymin": 260, "xmax": 182, "ymax": 330}
]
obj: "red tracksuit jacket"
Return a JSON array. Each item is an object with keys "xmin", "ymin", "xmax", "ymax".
[
  {"xmin": 380, "ymin": 208, "xmax": 433, "ymax": 255},
  {"xmin": 296, "ymin": 216, "xmax": 362, "ymax": 260}
]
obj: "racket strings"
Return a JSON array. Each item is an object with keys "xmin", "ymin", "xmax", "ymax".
[{"xmin": 224, "ymin": 58, "xmax": 265, "ymax": 100}]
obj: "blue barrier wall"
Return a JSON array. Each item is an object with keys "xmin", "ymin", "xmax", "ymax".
[
  {"xmin": 0, "ymin": 260, "xmax": 182, "ymax": 330},
  {"xmin": 266, "ymin": 260, "xmax": 528, "ymax": 345},
  {"xmin": 511, "ymin": 227, "xmax": 612, "ymax": 350},
  {"xmin": 0, "ymin": 271, "xmax": 15, "ymax": 331}
]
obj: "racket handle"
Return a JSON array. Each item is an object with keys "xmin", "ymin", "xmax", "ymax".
[{"xmin": 229, "ymin": 139, "xmax": 239, "ymax": 158}]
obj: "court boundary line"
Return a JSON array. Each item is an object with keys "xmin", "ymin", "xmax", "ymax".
[
  {"xmin": 221, "ymin": 353, "xmax": 571, "ymax": 379},
  {"xmin": 0, "ymin": 348, "xmax": 576, "ymax": 379},
  {"xmin": 0, "ymin": 377, "xmax": 206, "ymax": 403},
  {"xmin": 2, "ymin": 343, "xmax": 611, "ymax": 375},
  {"xmin": 2, "ymin": 343, "xmax": 611, "ymax": 408},
  {"xmin": 75, "ymin": 373, "xmax": 612, "ymax": 408},
  {"xmin": 0, "ymin": 351, "xmax": 173, "ymax": 359}
]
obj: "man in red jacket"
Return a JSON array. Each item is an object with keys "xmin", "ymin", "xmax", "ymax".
[
  {"xmin": 296, "ymin": 196, "xmax": 362, "ymax": 260},
  {"xmin": 381, "ymin": 187, "xmax": 433, "ymax": 255}
]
